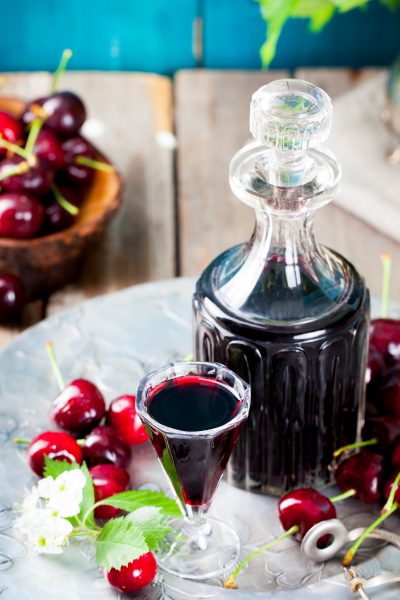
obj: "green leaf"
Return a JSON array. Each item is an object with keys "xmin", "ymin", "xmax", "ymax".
[
  {"xmin": 95, "ymin": 490, "xmax": 181, "ymax": 518},
  {"xmin": 43, "ymin": 457, "xmax": 79, "ymax": 478},
  {"xmin": 78, "ymin": 463, "xmax": 96, "ymax": 529},
  {"xmin": 379, "ymin": 0, "xmax": 400, "ymax": 9},
  {"xmin": 334, "ymin": 0, "xmax": 368, "ymax": 11},
  {"xmin": 95, "ymin": 516, "xmax": 148, "ymax": 571},
  {"xmin": 126, "ymin": 507, "xmax": 172, "ymax": 551},
  {"xmin": 309, "ymin": 3, "xmax": 336, "ymax": 30}
]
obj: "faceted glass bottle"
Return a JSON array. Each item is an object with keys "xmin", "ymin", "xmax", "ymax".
[{"xmin": 193, "ymin": 80, "xmax": 370, "ymax": 495}]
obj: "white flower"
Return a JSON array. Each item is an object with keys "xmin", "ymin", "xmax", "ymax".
[
  {"xmin": 37, "ymin": 470, "xmax": 86, "ymax": 518},
  {"xmin": 15, "ymin": 508, "xmax": 73, "ymax": 554}
]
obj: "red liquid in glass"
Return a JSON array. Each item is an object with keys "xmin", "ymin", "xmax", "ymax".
[{"xmin": 147, "ymin": 376, "xmax": 242, "ymax": 506}]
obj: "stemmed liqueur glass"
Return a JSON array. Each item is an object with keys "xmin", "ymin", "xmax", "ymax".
[{"xmin": 136, "ymin": 361, "xmax": 251, "ymax": 580}]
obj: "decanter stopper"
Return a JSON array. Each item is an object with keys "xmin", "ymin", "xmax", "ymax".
[{"xmin": 250, "ymin": 79, "xmax": 333, "ymax": 151}]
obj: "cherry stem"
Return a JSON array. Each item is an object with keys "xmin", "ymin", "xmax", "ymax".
[
  {"xmin": 342, "ymin": 502, "xmax": 398, "ymax": 566},
  {"xmin": 0, "ymin": 137, "xmax": 28, "ymax": 159},
  {"xmin": 224, "ymin": 524, "xmax": 299, "ymax": 589},
  {"xmin": 381, "ymin": 253, "xmax": 392, "ymax": 319},
  {"xmin": 51, "ymin": 184, "xmax": 79, "ymax": 216},
  {"xmin": 45, "ymin": 340, "xmax": 65, "ymax": 390},
  {"xmin": 382, "ymin": 471, "xmax": 400, "ymax": 515},
  {"xmin": 25, "ymin": 118, "xmax": 43, "ymax": 157},
  {"xmin": 51, "ymin": 49, "xmax": 73, "ymax": 94},
  {"xmin": 333, "ymin": 437, "xmax": 378, "ymax": 458},
  {"xmin": 74, "ymin": 155, "xmax": 114, "ymax": 172},
  {"xmin": 0, "ymin": 161, "xmax": 29, "ymax": 182},
  {"xmin": 330, "ymin": 489, "xmax": 356, "ymax": 503},
  {"xmin": 14, "ymin": 437, "xmax": 31, "ymax": 444}
]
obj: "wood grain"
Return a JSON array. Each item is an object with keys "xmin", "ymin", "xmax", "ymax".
[
  {"xmin": 175, "ymin": 69, "xmax": 288, "ymax": 276},
  {"xmin": 295, "ymin": 68, "xmax": 400, "ymax": 299}
]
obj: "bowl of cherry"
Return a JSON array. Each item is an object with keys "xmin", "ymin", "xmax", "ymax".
[{"xmin": 0, "ymin": 50, "xmax": 122, "ymax": 309}]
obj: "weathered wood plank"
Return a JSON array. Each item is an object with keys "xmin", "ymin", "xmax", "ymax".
[
  {"xmin": 296, "ymin": 68, "xmax": 400, "ymax": 299},
  {"xmin": 0, "ymin": 72, "xmax": 175, "ymax": 327},
  {"xmin": 175, "ymin": 69, "xmax": 289, "ymax": 276}
]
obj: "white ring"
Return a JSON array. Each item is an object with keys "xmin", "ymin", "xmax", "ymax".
[{"xmin": 301, "ymin": 518, "xmax": 349, "ymax": 562}]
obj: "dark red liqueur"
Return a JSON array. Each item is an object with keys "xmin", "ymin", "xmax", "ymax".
[
  {"xmin": 147, "ymin": 376, "xmax": 242, "ymax": 507},
  {"xmin": 194, "ymin": 249, "xmax": 370, "ymax": 495}
]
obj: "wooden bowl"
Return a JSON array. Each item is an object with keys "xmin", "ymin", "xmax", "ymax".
[{"xmin": 0, "ymin": 97, "xmax": 122, "ymax": 299}]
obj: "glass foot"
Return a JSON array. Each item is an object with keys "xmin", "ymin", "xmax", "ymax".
[{"xmin": 156, "ymin": 515, "xmax": 240, "ymax": 580}]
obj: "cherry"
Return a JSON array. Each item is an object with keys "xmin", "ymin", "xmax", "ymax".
[
  {"xmin": 0, "ymin": 193, "xmax": 44, "ymax": 238},
  {"xmin": 61, "ymin": 136, "xmax": 95, "ymax": 184},
  {"xmin": 89, "ymin": 464, "xmax": 130, "ymax": 520},
  {"xmin": 107, "ymin": 395, "xmax": 148, "ymax": 446},
  {"xmin": 383, "ymin": 472, "xmax": 400, "ymax": 504},
  {"xmin": 0, "ymin": 273, "xmax": 25, "ymax": 322},
  {"xmin": 366, "ymin": 346, "xmax": 385, "ymax": 386},
  {"xmin": 278, "ymin": 488, "xmax": 336, "ymax": 539},
  {"xmin": 22, "ymin": 91, "xmax": 86, "ymax": 138},
  {"xmin": 49, "ymin": 378, "xmax": 106, "ymax": 435},
  {"xmin": 42, "ymin": 195, "xmax": 76, "ymax": 234},
  {"xmin": 335, "ymin": 451, "xmax": 384, "ymax": 504},
  {"xmin": 381, "ymin": 363, "xmax": 400, "ymax": 417},
  {"xmin": 362, "ymin": 416, "xmax": 400, "ymax": 450},
  {"xmin": 25, "ymin": 431, "xmax": 83, "ymax": 476},
  {"xmin": 0, "ymin": 111, "xmax": 23, "ymax": 158},
  {"xmin": 391, "ymin": 438, "xmax": 400, "ymax": 471},
  {"xmin": 105, "ymin": 552, "xmax": 157, "ymax": 593},
  {"xmin": 369, "ymin": 318, "xmax": 400, "ymax": 366},
  {"xmin": 83, "ymin": 426, "xmax": 131, "ymax": 467},
  {"xmin": 33, "ymin": 128, "xmax": 65, "ymax": 170},
  {"xmin": 0, "ymin": 156, "xmax": 53, "ymax": 195}
]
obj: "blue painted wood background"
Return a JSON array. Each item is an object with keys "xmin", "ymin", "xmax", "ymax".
[{"xmin": 0, "ymin": 0, "xmax": 399, "ymax": 74}]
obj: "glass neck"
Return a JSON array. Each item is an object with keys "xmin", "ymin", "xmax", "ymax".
[{"xmin": 217, "ymin": 206, "xmax": 349, "ymax": 324}]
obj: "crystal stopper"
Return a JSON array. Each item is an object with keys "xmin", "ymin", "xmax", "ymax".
[{"xmin": 250, "ymin": 79, "xmax": 333, "ymax": 151}]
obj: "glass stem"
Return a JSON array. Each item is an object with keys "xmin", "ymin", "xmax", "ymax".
[{"xmin": 184, "ymin": 504, "xmax": 211, "ymax": 551}]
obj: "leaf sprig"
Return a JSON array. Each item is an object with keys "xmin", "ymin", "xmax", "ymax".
[
  {"xmin": 257, "ymin": 0, "xmax": 400, "ymax": 67},
  {"xmin": 43, "ymin": 457, "xmax": 180, "ymax": 570}
]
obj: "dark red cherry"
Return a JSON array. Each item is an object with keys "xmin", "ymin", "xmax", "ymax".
[
  {"xmin": 0, "ymin": 111, "xmax": 23, "ymax": 158},
  {"xmin": 370, "ymin": 319, "xmax": 400, "ymax": 366},
  {"xmin": 42, "ymin": 198, "xmax": 75, "ymax": 234},
  {"xmin": 0, "ymin": 273, "xmax": 25, "ymax": 322},
  {"xmin": 33, "ymin": 128, "xmax": 65, "ymax": 170},
  {"xmin": 366, "ymin": 346, "xmax": 385, "ymax": 386},
  {"xmin": 22, "ymin": 92, "xmax": 86, "ymax": 137},
  {"xmin": 383, "ymin": 472, "xmax": 400, "ymax": 503},
  {"xmin": 391, "ymin": 439, "xmax": 400, "ymax": 471},
  {"xmin": 0, "ymin": 192, "xmax": 44, "ymax": 238},
  {"xmin": 363, "ymin": 416, "xmax": 400, "ymax": 450},
  {"xmin": 107, "ymin": 395, "xmax": 148, "ymax": 446},
  {"xmin": 335, "ymin": 451, "xmax": 384, "ymax": 504},
  {"xmin": 105, "ymin": 552, "xmax": 157, "ymax": 593},
  {"xmin": 278, "ymin": 488, "xmax": 336, "ymax": 539},
  {"xmin": 90, "ymin": 463, "xmax": 130, "ymax": 520},
  {"xmin": 83, "ymin": 425, "xmax": 131, "ymax": 467},
  {"xmin": 0, "ymin": 156, "xmax": 53, "ymax": 195},
  {"xmin": 49, "ymin": 378, "xmax": 106, "ymax": 435},
  {"xmin": 381, "ymin": 363, "xmax": 400, "ymax": 417},
  {"xmin": 61, "ymin": 135, "xmax": 95, "ymax": 184},
  {"xmin": 27, "ymin": 431, "xmax": 83, "ymax": 476}
]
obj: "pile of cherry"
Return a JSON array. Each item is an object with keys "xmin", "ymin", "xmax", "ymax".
[
  {"xmin": 18, "ymin": 341, "xmax": 153, "ymax": 591},
  {"xmin": 0, "ymin": 50, "xmax": 113, "ymax": 323}
]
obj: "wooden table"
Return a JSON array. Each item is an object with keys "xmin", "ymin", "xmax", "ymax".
[{"xmin": 0, "ymin": 67, "xmax": 397, "ymax": 348}]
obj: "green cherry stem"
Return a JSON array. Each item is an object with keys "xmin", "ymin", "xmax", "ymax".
[
  {"xmin": 25, "ymin": 118, "xmax": 43, "ymax": 157},
  {"xmin": 381, "ymin": 252, "xmax": 392, "ymax": 319},
  {"xmin": 224, "ymin": 525, "xmax": 299, "ymax": 589},
  {"xmin": 14, "ymin": 437, "xmax": 31, "ymax": 444},
  {"xmin": 51, "ymin": 184, "xmax": 79, "ymax": 216},
  {"xmin": 51, "ymin": 49, "xmax": 73, "ymax": 94},
  {"xmin": 333, "ymin": 438, "xmax": 378, "ymax": 459},
  {"xmin": 330, "ymin": 489, "xmax": 357, "ymax": 503},
  {"xmin": 45, "ymin": 341, "xmax": 65, "ymax": 391},
  {"xmin": 0, "ymin": 137, "xmax": 28, "ymax": 159},
  {"xmin": 74, "ymin": 155, "xmax": 115, "ymax": 172},
  {"xmin": 342, "ymin": 502, "xmax": 398, "ymax": 566},
  {"xmin": 382, "ymin": 471, "xmax": 400, "ymax": 515},
  {"xmin": 0, "ymin": 161, "xmax": 29, "ymax": 182}
]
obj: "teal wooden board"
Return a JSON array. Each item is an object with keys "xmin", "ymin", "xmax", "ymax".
[
  {"xmin": 0, "ymin": 0, "xmax": 197, "ymax": 74},
  {"xmin": 203, "ymin": 0, "xmax": 400, "ymax": 70}
]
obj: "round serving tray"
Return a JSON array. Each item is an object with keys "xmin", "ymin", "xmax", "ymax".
[{"xmin": 0, "ymin": 278, "xmax": 399, "ymax": 600}]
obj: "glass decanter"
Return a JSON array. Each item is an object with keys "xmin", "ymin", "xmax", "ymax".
[{"xmin": 193, "ymin": 79, "xmax": 370, "ymax": 495}]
